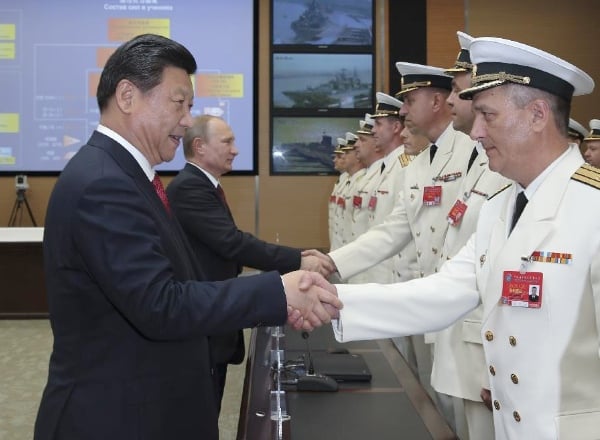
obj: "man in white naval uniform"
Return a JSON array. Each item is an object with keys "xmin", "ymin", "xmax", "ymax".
[
  {"xmin": 328, "ymin": 140, "xmax": 348, "ymax": 251},
  {"xmin": 323, "ymin": 64, "xmax": 474, "ymax": 392},
  {"xmin": 429, "ymin": 31, "xmax": 510, "ymax": 440},
  {"xmin": 339, "ymin": 132, "xmax": 366, "ymax": 247},
  {"xmin": 583, "ymin": 119, "xmax": 600, "ymax": 168},
  {"xmin": 354, "ymin": 92, "xmax": 414, "ymax": 285},
  {"xmin": 346, "ymin": 114, "xmax": 385, "ymax": 260},
  {"xmin": 330, "ymin": 36, "xmax": 600, "ymax": 440},
  {"xmin": 567, "ymin": 117, "xmax": 587, "ymax": 154}
]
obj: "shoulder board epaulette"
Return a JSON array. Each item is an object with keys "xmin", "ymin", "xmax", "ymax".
[
  {"xmin": 487, "ymin": 183, "xmax": 512, "ymax": 200},
  {"xmin": 571, "ymin": 163, "xmax": 600, "ymax": 189},
  {"xmin": 398, "ymin": 153, "xmax": 415, "ymax": 168}
]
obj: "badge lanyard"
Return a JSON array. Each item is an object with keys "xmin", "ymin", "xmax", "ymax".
[
  {"xmin": 354, "ymin": 169, "xmax": 380, "ymax": 210},
  {"xmin": 424, "ymin": 152, "xmax": 462, "ymax": 207},
  {"xmin": 447, "ymin": 168, "xmax": 487, "ymax": 226},
  {"xmin": 501, "ymin": 254, "xmax": 544, "ymax": 308},
  {"xmin": 368, "ymin": 166, "xmax": 389, "ymax": 211}
]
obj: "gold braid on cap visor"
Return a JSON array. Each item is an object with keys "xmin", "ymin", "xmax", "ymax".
[
  {"xmin": 452, "ymin": 60, "xmax": 473, "ymax": 71},
  {"xmin": 471, "ymin": 68, "xmax": 531, "ymax": 86}
]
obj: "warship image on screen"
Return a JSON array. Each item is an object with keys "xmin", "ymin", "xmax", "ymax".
[
  {"xmin": 271, "ymin": 116, "xmax": 358, "ymax": 174},
  {"xmin": 272, "ymin": 0, "xmax": 373, "ymax": 47},
  {"xmin": 273, "ymin": 53, "xmax": 372, "ymax": 110}
]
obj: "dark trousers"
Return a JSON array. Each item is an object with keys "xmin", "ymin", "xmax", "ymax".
[{"xmin": 213, "ymin": 363, "xmax": 228, "ymax": 414}]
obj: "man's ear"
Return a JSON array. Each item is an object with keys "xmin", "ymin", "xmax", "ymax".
[
  {"xmin": 193, "ymin": 137, "xmax": 205, "ymax": 155},
  {"xmin": 431, "ymin": 91, "xmax": 447, "ymax": 112},
  {"xmin": 114, "ymin": 79, "xmax": 136, "ymax": 114},
  {"xmin": 530, "ymin": 99, "xmax": 550, "ymax": 132}
]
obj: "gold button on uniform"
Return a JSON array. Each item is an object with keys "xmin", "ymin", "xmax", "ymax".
[
  {"xmin": 489, "ymin": 365, "xmax": 496, "ymax": 376},
  {"xmin": 513, "ymin": 411, "xmax": 521, "ymax": 422},
  {"xmin": 485, "ymin": 331, "xmax": 494, "ymax": 341},
  {"xmin": 493, "ymin": 400, "xmax": 500, "ymax": 410},
  {"xmin": 509, "ymin": 336, "xmax": 517, "ymax": 346},
  {"xmin": 511, "ymin": 373, "xmax": 519, "ymax": 384}
]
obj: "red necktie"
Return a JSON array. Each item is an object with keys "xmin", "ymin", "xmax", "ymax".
[
  {"xmin": 216, "ymin": 184, "xmax": 229, "ymax": 209},
  {"xmin": 152, "ymin": 174, "xmax": 171, "ymax": 213}
]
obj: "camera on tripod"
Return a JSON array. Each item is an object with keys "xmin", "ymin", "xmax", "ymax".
[
  {"xmin": 15, "ymin": 174, "xmax": 29, "ymax": 191},
  {"xmin": 9, "ymin": 174, "xmax": 37, "ymax": 226}
]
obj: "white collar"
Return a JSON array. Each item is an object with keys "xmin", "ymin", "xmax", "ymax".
[{"xmin": 97, "ymin": 124, "xmax": 154, "ymax": 181}]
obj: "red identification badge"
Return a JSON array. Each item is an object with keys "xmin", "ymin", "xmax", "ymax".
[
  {"xmin": 423, "ymin": 186, "xmax": 442, "ymax": 206},
  {"xmin": 501, "ymin": 271, "xmax": 543, "ymax": 308},
  {"xmin": 329, "ymin": 194, "xmax": 336, "ymax": 203},
  {"xmin": 353, "ymin": 195, "xmax": 362, "ymax": 209},
  {"xmin": 368, "ymin": 195, "xmax": 378, "ymax": 211},
  {"xmin": 336, "ymin": 196, "xmax": 345, "ymax": 209},
  {"xmin": 447, "ymin": 199, "xmax": 468, "ymax": 226}
]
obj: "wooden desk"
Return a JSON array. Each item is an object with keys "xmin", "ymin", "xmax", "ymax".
[
  {"xmin": 237, "ymin": 325, "xmax": 457, "ymax": 440},
  {"xmin": 0, "ymin": 227, "xmax": 47, "ymax": 318}
]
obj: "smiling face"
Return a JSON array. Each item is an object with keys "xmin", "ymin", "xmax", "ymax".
[{"xmin": 128, "ymin": 66, "xmax": 195, "ymax": 166}]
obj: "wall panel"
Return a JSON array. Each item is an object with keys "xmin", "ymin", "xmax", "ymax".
[{"xmin": 467, "ymin": 0, "xmax": 600, "ymax": 123}]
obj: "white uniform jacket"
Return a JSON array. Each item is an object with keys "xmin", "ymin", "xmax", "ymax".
[
  {"xmin": 333, "ymin": 146, "xmax": 600, "ymax": 440},
  {"xmin": 430, "ymin": 150, "xmax": 511, "ymax": 401},
  {"xmin": 349, "ymin": 159, "xmax": 384, "ymax": 243},
  {"xmin": 331, "ymin": 124, "xmax": 472, "ymax": 283},
  {"xmin": 368, "ymin": 146, "xmax": 406, "ymax": 227},
  {"xmin": 328, "ymin": 172, "xmax": 348, "ymax": 251},
  {"xmin": 349, "ymin": 147, "xmax": 407, "ymax": 284},
  {"xmin": 340, "ymin": 168, "xmax": 366, "ymax": 246}
]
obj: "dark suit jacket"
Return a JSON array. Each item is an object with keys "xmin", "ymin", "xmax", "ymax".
[
  {"xmin": 167, "ymin": 163, "xmax": 301, "ymax": 364},
  {"xmin": 34, "ymin": 131, "xmax": 287, "ymax": 440}
]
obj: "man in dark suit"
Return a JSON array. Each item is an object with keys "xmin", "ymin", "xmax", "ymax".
[
  {"xmin": 529, "ymin": 285, "xmax": 540, "ymax": 302},
  {"xmin": 34, "ymin": 34, "xmax": 341, "ymax": 440},
  {"xmin": 167, "ymin": 114, "xmax": 334, "ymax": 409}
]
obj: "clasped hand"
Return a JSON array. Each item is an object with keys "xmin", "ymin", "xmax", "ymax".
[
  {"xmin": 300, "ymin": 249, "xmax": 337, "ymax": 277},
  {"xmin": 282, "ymin": 270, "xmax": 341, "ymax": 332}
]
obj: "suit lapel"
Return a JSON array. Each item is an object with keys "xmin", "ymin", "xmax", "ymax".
[
  {"xmin": 90, "ymin": 131, "xmax": 201, "ymax": 279},
  {"xmin": 184, "ymin": 163, "xmax": 233, "ymax": 219},
  {"xmin": 90, "ymin": 131, "xmax": 168, "ymax": 218}
]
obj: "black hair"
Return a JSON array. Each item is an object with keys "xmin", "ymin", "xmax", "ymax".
[{"xmin": 96, "ymin": 33, "xmax": 197, "ymax": 111}]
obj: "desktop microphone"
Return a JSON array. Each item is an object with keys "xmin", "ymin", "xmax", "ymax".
[
  {"xmin": 301, "ymin": 331, "xmax": 315, "ymax": 375},
  {"xmin": 296, "ymin": 331, "xmax": 338, "ymax": 392}
]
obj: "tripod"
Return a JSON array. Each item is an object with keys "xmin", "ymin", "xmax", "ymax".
[{"xmin": 8, "ymin": 188, "xmax": 37, "ymax": 227}]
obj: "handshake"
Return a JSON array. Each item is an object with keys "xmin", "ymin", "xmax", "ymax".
[
  {"xmin": 299, "ymin": 249, "xmax": 337, "ymax": 278},
  {"xmin": 281, "ymin": 269, "xmax": 342, "ymax": 332}
]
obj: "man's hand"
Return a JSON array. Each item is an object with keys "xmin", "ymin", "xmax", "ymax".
[
  {"xmin": 480, "ymin": 388, "xmax": 493, "ymax": 411},
  {"xmin": 300, "ymin": 249, "xmax": 337, "ymax": 277},
  {"xmin": 282, "ymin": 270, "xmax": 342, "ymax": 331}
]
